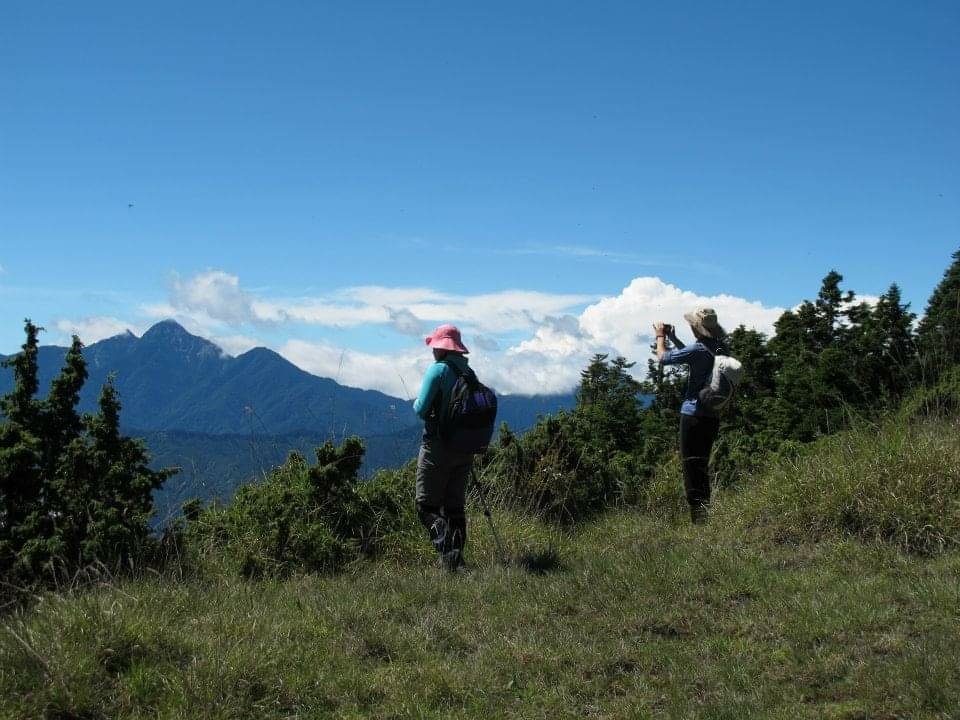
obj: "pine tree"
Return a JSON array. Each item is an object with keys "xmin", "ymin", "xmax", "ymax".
[
  {"xmin": 2, "ymin": 321, "xmax": 175, "ymax": 582},
  {"xmin": 917, "ymin": 248, "xmax": 960, "ymax": 380},
  {"xmin": 854, "ymin": 284, "xmax": 917, "ymax": 402},
  {"xmin": 0, "ymin": 321, "xmax": 45, "ymax": 577},
  {"xmin": 0, "ymin": 319, "xmax": 41, "ymax": 425},
  {"xmin": 814, "ymin": 270, "xmax": 855, "ymax": 349},
  {"xmin": 59, "ymin": 378, "xmax": 174, "ymax": 569},
  {"xmin": 40, "ymin": 336, "xmax": 87, "ymax": 485},
  {"xmin": 577, "ymin": 353, "xmax": 613, "ymax": 408},
  {"xmin": 576, "ymin": 354, "xmax": 643, "ymax": 454},
  {"xmin": 768, "ymin": 271, "xmax": 866, "ymax": 440}
]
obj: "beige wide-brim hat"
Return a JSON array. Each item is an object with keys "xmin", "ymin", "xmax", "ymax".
[{"xmin": 683, "ymin": 308, "xmax": 726, "ymax": 340}]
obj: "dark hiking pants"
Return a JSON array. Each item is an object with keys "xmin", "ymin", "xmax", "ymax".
[
  {"xmin": 415, "ymin": 439, "xmax": 472, "ymax": 558},
  {"xmin": 679, "ymin": 414, "xmax": 720, "ymax": 517}
]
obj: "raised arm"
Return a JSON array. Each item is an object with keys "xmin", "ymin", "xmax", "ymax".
[
  {"xmin": 667, "ymin": 327, "xmax": 685, "ymax": 350},
  {"xmin": 654, "ymin": 323, "xmax": 670, "ymax": 362},
  {"xmin": 655, "ymin": 323, "xmax": 689, "ymax": 364}
]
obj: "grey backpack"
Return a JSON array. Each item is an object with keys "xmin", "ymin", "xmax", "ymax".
[{"xmin": 698, "ymin": 347, "xmax": 743, "ymax": 412}]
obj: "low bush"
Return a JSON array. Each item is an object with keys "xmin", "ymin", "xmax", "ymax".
[
  {"xmin": 718, "ymin": 416, "xmax": 960, "ymax": 555},
  {"xmin": 484, "ymin": 413, "xmax": 621, "ymax": 523},
  {"xmin": 186, "ymin": 437, "xmax": 418, "ymax": 577}
]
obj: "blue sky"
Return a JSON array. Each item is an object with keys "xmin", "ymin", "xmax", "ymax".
[{"xmin": 1, "ymin": 2, "xmax": 958, "ymax": 395}]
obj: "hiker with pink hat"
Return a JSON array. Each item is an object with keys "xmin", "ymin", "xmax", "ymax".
[
  {"xmin": 412, "ymin": 324, "xmax": 476, "ymax": 572},
  {"xmin": 654, "ymin": 308, "xmax": 730, "ymax": 524}
]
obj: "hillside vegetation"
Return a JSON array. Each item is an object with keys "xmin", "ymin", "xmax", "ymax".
[
  {"xmin": 3, "ymin": 251, "xmax": 960, "ymax": 717},
  {"xmin": 2, "ymin": 419, "xmax": 959, "ymax": 719},
  {"xmin": 718, "ymin": 414, "xmax": 960, "ymax": 555}
]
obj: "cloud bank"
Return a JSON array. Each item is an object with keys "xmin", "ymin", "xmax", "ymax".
[
  {"xmin": 56, "ymin": 270, "xmax": 786, "ymax": 397},
  {"xmin": 252, "ymin": 275, "xmax": 783, "ymax": 397}
]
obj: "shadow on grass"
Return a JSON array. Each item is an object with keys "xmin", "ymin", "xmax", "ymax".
[{"xmin": 516, "ymin": 545, "xmax": 566, "ymax": 576}]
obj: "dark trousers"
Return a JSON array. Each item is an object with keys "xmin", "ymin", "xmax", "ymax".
[
  {"xmin": 415, "ymin": 439, "xmax": 472, "ymax": 556},
  {"xmin": 679, "ymin": 414, "xmax": 720, "ymax": 512}
]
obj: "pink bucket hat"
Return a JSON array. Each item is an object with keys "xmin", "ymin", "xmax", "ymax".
[{"xmin": 424, "ymin": 324, "xmax": 469, "ymax": 354}]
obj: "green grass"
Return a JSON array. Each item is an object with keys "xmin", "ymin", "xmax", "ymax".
[
  {"xmin": 3, "ymin": 417, "xmax": 960, "ymax": 719},
  {"xmin": 2, "ymin": 509, "xmax": 959, "ymax": 719},
  {"xmin": 716, "ymin": 417, "xmax": 960, "ymax": 555}
]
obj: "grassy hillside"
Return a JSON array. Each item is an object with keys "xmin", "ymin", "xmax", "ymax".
[{"xmin": 2, "ymin": 419, "xmax": 959, "ymax": 719}]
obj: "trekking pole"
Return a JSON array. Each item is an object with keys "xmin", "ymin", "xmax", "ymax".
[{"xmin": 471, "ymin": 468, "xmax": 509, "ymax": 566}]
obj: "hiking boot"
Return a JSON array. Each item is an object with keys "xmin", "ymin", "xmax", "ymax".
[
  {"xmin": 441, "ymin": 549, "xmax": 467, "ymax": 573},
  {"xmin": 428, "ymin": 517, "xmax": 449, "ymax": 554}
]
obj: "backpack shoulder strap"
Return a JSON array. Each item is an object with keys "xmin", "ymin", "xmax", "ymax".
[
  {"xmin": 441, "ymin": 358, "xmax": 477, "ymax": 384},
  {"xmin": 698, "ymin": 342, "xmax": 717, "ymax": 374}
]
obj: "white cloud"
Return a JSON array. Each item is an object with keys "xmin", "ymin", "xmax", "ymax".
[
  {"xmin": 268, "ymin": 287, "xmax": 594, "ymax": 334},
  {"xmin": 140, "ymin": 302, "xmax": 178, "ymax": 318},
  {"xmin": 418, "ymin": 289, "xmax": 595, "ymax": 334},
  {"xmin": 89, "ymin": 270, "xmax": 788, "ymax": 397},
  {"xmin": 579, "ymin": 276, "xmax": 784, "ymax": 365},
  {"xmin": 274, "ymin": 278, "xmax": 784, "ymax": 396},
  {"xmin": 252, "ymin": 298, "xmax": 386, "ymax": 326},
  {"xmin": 471, "ymin": 334, "xmax": 501, "ymax": 352},
  {"xmin": 277, "ymin": 337, "xmax": 580, "ymax": 398},
  {"xmin": 850, "ymin": 294, "xmax": 880, "ymax": 307},
  {"xmin": 54, "ymin": 317, "xmax": 144, "ymax": 344},
  {"xmin": 387, "ymin": 307, "xmax": 426, "ymax": 337},
  {"xmin": 170, "ymin": 270, "xmax": 259, "ymax": 324},
  {"xmin": 476, "ymin": 277, "xmax": 785, "ymax": 394},
  {"xmin": 342, "ymin": 286, "xmax": 450, "ymax": 306},
  {"xmin": 211, "ymin": 334, "xmax": 261, "ymax": 357},
  {"xmin": 155, "ymin": 271, "xmax": 594, "ymax": 337},
  {"xmin": 280, "ymin": 339, "xmax": 430, "ymax": 398}
]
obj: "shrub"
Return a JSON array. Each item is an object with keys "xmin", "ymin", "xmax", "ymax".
[
  {"xmin": 481, "ymin": 354, "xmax": 650, "ymax": 523},
  {"xmin": 486, "ymin": 412, "xmax": 619, "ymax": 523},
  {"xmin": 187, "ymin": 438, "xmax": 417, "ymax": 577}
]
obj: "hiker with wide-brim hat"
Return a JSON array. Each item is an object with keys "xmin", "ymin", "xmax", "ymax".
[
  {"xmin": 412, "ymin": 324, "xmax": 474, "ymax": 571},
  {"xmin": 654, "ymin": 308, "xmax": 728, "ymax": 523}
]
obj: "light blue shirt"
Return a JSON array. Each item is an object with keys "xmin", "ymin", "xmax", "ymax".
[{"xmin": 413, "ymin": 354, "xmax": 471, "ymax": 435}]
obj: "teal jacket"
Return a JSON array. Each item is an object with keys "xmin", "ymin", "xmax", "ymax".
[{"xmin": 413, "ymin": 354, "xmax": 471, "ymax": 438}]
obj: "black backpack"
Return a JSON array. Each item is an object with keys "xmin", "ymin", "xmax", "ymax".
[{"xmin": 439, "ymin": 361, "xmax": 498, "ymax": 454}]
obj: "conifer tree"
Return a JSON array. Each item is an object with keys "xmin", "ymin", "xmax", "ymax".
[
  {"xmin": 917, "ymin": 248, "xmax": 960, "ymax": 379},
  {"xmin": 722, "ymin": 326, "xmax": 778, "ymax": 432},
  {"xmin": 40, "ymin": 336, "xmax": 86, "ymax": 485},
  {"xmin": 814, "ymin": 270, "xmax": 855, "ymax": 348},
  {"xmin": 69, "ymin": 379, "xmax": 172, "ymax": 567},
  {"xmin": 768, "ymin": 271, "xmax": 865, "ymax": 440},
  {"xmin": 577, "ymin": 353, "xmax": 611, "ymax": 407},
  {"xmin": 0, "ymin": 321, "xmax": 44, "ymax": 577},
  {"xmin": 1, "ymin": 322, "xmax": 174, "ymax": 581},
  {"xmin": 576, "ymin": 354, "xmax": 643, "ymax": 454},
  {"xmin": 0, "ymin": 320, "xmax": 41, "ymax": 425},
  {"xmin": 855, "ymin": 283, "xmax": 917, "ymax": 401}
]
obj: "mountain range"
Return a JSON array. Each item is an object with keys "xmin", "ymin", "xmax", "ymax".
[{"xmin": 1, "ymin": 320, "xmax": 576, "ymax": 522}]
